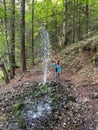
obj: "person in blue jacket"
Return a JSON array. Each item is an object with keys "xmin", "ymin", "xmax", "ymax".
[
  {"xmin": 55, "ymin": 60, "xmax": 61, "ymax": 83},
  {"xmin": 51, "ymin": 60, "xmax": 61, "ymax": 83}
]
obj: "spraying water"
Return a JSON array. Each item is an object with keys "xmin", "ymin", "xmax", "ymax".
[{"xmin": 40, "ymin": 29, "xmax": 51, "ymax": 83}]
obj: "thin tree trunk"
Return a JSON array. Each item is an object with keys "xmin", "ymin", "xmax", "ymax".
[
  {"xmin": 85, "ymin": 0, "xmax": 89, "ymax": 38},
  {"xmin": 72, "ymin": 0, "xmax": 76, "ymax": 43},
  {"xmin": 76, "ymin": 0, "xmax": 81, "ymax": 40},
  {"xmin": 31, "ymin": 0, "xmax": 34, "ymax": 65},
  {"xmin": 76, "ymin": 0, "xmax": 80, "ymax": 40},
  {"xmin": 63, "ymin": 0, "xmax": 67, "ymax": 46},
  {"xmin": 0, "ymin": 62, "xmax": 9, "ymax": 84},
  {"xmin": 20, "ymin": 0, "xmax": 26, "ymax": 72},
  {"xmin": 52, "ymin": 7, "xmax": 58, "ymax": 45},
  {"xmin": 3, "ymin": 0, "xmax": 10, "ymax": 57},
  {"xmin": 10, "ymin": 0, "xmax": 15, "ymax": 78},
  {"xmin": 78, "ymin": 7, "xmax": 81, "ymax": 40},
  {"xmin": 46, "ymin": 0, "xmax": 49, "ymax": 29}
]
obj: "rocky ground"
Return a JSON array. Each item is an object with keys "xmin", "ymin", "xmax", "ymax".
[
  {"xmin": 1, "ymin": 40, "xmax": 98, "ymax": 129},
  {"xmin": 0, "ymin": 77, "xmax": 96, "ymax": 130}
]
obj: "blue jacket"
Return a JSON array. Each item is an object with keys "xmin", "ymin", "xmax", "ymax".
[
  {"xmin": 55, "ymin": 65, "xmax": 61, "ymax": 73},
  {"xmin": 51, "ymin": 63, "xmax": 61, "ymax": 73}
]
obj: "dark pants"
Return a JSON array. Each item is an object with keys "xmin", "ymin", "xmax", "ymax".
[{"xmin": 55, "ymin": 72, "xmax": 60, "ymax": 83}]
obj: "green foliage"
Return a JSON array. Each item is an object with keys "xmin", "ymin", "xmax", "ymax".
[
  {"xmin": 13, "ymin": 102, "xmax": 25, "ymax": 114},
  {"xmin": 0, "ymin": 6, "xmax": 5, "ymax": 18},
  {"xmin": 13, "ymin": 102, "xmax": 26, "ymax": 128},
  {"xmin": 15, "ymin": 110, "xmax": 21, "ymax": 118},
  {"xmin": 51, "ymin": 94, "xmax": 60, "ymax": 103},
  {"xmin": 40, "ymin": 83, "xmax": 52, "ymax": 93},
  {"xmin": 0, "ymin": 34, "xmax": 6, "ymax": 55},
  {"xmin": 0, "ymin": 0, "xmax": 98, "ymax": 82},
  {"xmin": 0, "ymin": 70, "xmax": 4, "ymax": 81},
  {"xmin": 60, "ymin": 43, "xmax": 81, "ymax": 65},
  {"xmin": 18, "ymin": 117, "xmax": 26, "ymax": 129}
]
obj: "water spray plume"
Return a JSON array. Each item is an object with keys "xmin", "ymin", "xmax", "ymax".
[{"xmin": 40, "ymin": 29, "xmax": 51, "ymax": 83}]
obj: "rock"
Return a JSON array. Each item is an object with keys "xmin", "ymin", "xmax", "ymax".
[
  {"xmin": 48, "ymin": 81, "xmax": 59, "ymax": 86},
  {"xmin": 92, "ymin": 92, "xmax": 98, "ymax": 98},
  {"xmin": 82, "ymin": 83, "xmax": 88, "ymax": 87},
  {"xmin": 96, "ymin": 112, "xmax": 98, "ymax": 115},
  {"xmin": 96, "ymin": 124, "xmax": 98, "ymax": 130},
  {"xmin": 7, "ymin": 122, "xmax": 19, "ymax": 130}
]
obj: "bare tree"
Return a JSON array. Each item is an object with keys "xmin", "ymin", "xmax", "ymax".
[
  {"xmin": 72, "ymin": 0, "xmax": 76, "ymax": 43},
  {"xmin": 3, "ymin": 0, "xmax": 10, "ymax": 58},
  {"xmin": 85, "ymin": 0, "xmax": 89, "ymax": 38},
  {"xmin": 63, "ymin": 0, "xmax": 68, "ymax": 46},
  {"xmin": 10, "ymin": 0, "xmax": 16, "ymax": 78},
  {"xmin": 76, "ymin": 0, "xmax": 80, "ymax": 40},
  {"xmin": 31, "ymin": 0, "xmax": 34, "ymax": 65},
  {"xmin": 20, "ymin": 0, "xmax": 26, "ymax": 72}
]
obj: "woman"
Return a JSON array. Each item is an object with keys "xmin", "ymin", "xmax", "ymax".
[
  {"xmin": 55, "ymin": 60, "xmax": 61, "ymax": 83},
  {"xmin": 51, "ymin": 60, "xmax": 61, "ymax": 83}
]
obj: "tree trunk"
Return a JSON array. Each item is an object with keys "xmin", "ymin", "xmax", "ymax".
[
  {"xmin": 46, "ymin": 0, "xmax": 49, "ymax": 29},
  {"xmin": 63, "ymin": 0, "xmax": 67, "ymax": 46},
  {"xmin": 10, "ymin": 0, "xmax": 16, "ymax": 78},
  {"xmin": 76, "ymin": 0, "xmax": 81, "ymax": 40},
  {"xmin": 0, "ymin": 62, "xmax": 9, "ymax": 84},
  {"xmin": 52, "ymin": 7, "xmax": 58, "ymax": 45},
  {"xmin": 85, "ymin": 0, "xmax": 89, "ymax": 38},
  {"xmin": 76, "ymin": 0, "xmax": 80, "ymax": 40},
  {"xmin": 3, "ymin": 0, "xmax": 10, "ymax": 58},
  {"xmin": 72, "ymin": 0, "xmax": 76, "ymax": 43},
  {"xmin": 78, "ymin": 6, "xmax": 81, "ymax": 40},
  {"xmin": 31, "ymin": 0, "xmax": 34, "ymax": 65},
  {"xmin": 20, "ymin": 0, "xmax": 26, "ymax": 72}
]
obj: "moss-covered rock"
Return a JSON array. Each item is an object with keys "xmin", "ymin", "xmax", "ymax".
[{"xmin": 18, "ymin": 117, "xmax": 26, "ymax": 129}]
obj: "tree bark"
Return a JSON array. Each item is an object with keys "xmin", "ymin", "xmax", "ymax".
[
  {"xmin": 10, "ymin": 0, "xmax": 16, "ymax": 78},
  {"xmin": 0, "ymin": 62, "xmax": 9, "ymax": 84},
  {"xmin": 3, "ymin": 0, "xmax": 10, "ymax": 58},
  {"xmin": 31, "ymin": 0, "xmax": 34, "ymax": 65},
  {"xmin": 72, "ymin": 0, "xmax": 76, "ymax": 43},
  {"xmin": 20, "ymin": 0, "xmax": 26, "ymax": 72},
  {"xmin": 76, "ymin": 0, "xmax": 81, "ymax": 40},
  {"xmin": 85, "ymin": 0, "xmax": 89, "ymax": 38},
  {"xmin": 63, "ymin": 0, "xmax": 67, "ymax": 46}
]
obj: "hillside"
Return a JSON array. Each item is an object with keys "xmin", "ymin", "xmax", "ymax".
[{"xmin": 59, "ymin": 36, "xmax": 98, "ymax": 85}]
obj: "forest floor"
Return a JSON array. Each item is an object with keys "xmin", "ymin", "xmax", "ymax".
[
  {"xmin": 1, "ymin": 37, "xmax": 98, "ymax": 129},
  {"xmin": 1, "ymin": 59, "xmax": 98, "ymax": 129}
]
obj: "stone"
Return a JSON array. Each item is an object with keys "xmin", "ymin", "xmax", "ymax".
[
  {"xmin": 96, "ymin": 124, "xmax": 98, "ymax": 130},
  {"xmin": 92, "ymin": 92, "xmax": 98, "ymax": 98}
]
